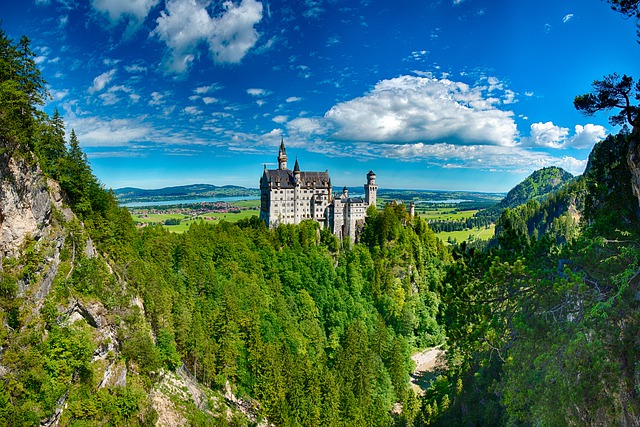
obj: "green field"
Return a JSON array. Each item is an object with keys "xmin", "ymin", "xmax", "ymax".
[
  {"xmin": 133, "ymin": 209, "xmax": 260, "ymax": 233},
  {"xmin": 435, "ymin": 224, "xmax": 495, "ymax": 245},
  {"xmin": 419, "ymin": 209, "xmax": 478, "ymax": 221}
]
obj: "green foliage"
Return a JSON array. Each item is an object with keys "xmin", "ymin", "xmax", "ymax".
[
  {"xmin": 436, "ymin": 129, "xmax": 640, "ymax": 425},
  {"xmin": 478, "ymin": 166, "xmax": 575, "ymax": 222}
]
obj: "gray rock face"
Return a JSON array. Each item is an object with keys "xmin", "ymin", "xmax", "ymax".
[
  {"xmin": 628, "ymin": 136, "xmax": 640, "ymax": 212},
  {"xmin": 0, "ymin": 156, "xmax": 71, "ymax": 257}
]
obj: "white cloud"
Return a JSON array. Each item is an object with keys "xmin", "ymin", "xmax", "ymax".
[
  {"xmin": 522, "ymin": 121, "xmax": 607, "ymax": 149},
  {"xmin": 109, "ymin": 85, "xmax": 132, "ymax": 93},
  {"xmin": 184, "ymin": 106, "xmax": 202, "ymax": 115},
  {"xmin": 153, "ymin": 0, "xmax": 263, "ymax": 73},
  {"xmin": 149, "ymin": 91, "xmax": 166, "ymax": 106},
  {"xmin": 89, "ymin": 69, "xmax": 116, "ymax": 93},
  {"xmin": 99, "ymin": 92, "xmax": 120, "ymax": 105},
  {"xmin": 370, "ymin": 142, "xmax": 587, "ymax": 175},
  {"xmin": 92, "ymin": 0, "xmax": 160, "ymax": 35},
  {"xmin": 566, "ymin": 124, "xmax": 607, "ymax": 149},
  {"xmin": 326, "ymin": 36, "xmax": 341, "ymax": 47},
  {"xmin": 523, "ymin": 121, "xmax": 568, "ymax": 148},
  {"xmin": 247, "ymin": 88, "xmax": 271, "ymax": 97},
  {"xmin": 324, "ymin": 75, "xmax": 518, "ymax": 146},
  {"xmin": 69, "ymin": 117, "xmax": 151, "ymax": 147},
  {"xmin": 453, "ymin": 0, "xmax": 466, "ymax": 4},
  {"xmin": 303, "ymin": 0, "xmax": 324, "ymax": 19},
  {"xmin": 125, "ymin": 64, "xmax": 147, "ymax": 73},
  {"xmin": 194, "ymin": 84, "xmax": 222, "ymax": 94},
  {"xmin": 202, "ymin": 97, "xmax": 219, "ymax": 104},
  {"xmin": 562, "ymin": 13, "xmax": 574, "ymax": 23},
  {"xmin": 287, "ymin": 117, "xmax": 326, "ymax": 135},
  {"xmin": 272, "ymin": 115, "xmax": 288, "ymax": 123},
  {"xmin": 51, "ymin": 89, "xmax": 69, "ymax": 101},
  {"xmin": 286, "ymin": 96, "xmax": 302, "ymax": 103}
]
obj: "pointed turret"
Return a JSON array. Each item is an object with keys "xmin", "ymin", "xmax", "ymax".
[
  {"xmin": 278, "ymin": 137, "xmax": 288, "ymax": 170},
  {"xmin": 293, "ymin": 157, "xmax": 300, "ymax": 173}
]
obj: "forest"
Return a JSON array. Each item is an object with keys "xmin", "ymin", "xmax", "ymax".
[{"xmin": 1, "ymin": 1, "xmax": 640, "ymax": 425}]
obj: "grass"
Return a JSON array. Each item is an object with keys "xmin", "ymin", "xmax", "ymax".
[
  {"xmin": 133, "ymin": 209, "xmax": 260, "ymax": 234},
  {"xmin": 418, "ymin": 209, "xmax": 479, "ymax": 221},
  {"xmin": 435, "ymin": 224, "xmax": 495, "ymax": 245}
]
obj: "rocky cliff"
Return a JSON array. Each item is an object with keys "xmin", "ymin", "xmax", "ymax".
[
  {"xmin": 627, "ymin": 135, "xmax": 640, "ymax": 213},
  {"xmin": 0, "ymin": 154, "xmax": 72, "ymax": 257}
]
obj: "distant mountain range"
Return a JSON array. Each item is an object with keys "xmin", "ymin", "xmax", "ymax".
[{"xmin": 114, "ymin": 184, "xmax": 260, "ymax": 204}]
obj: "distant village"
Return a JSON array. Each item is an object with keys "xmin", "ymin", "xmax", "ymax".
[{"xmin": 131, "ymin": 201, "xmax": 257, "ymax": 228}]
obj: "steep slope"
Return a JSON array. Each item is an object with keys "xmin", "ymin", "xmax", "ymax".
[
  {"xmin": 0, "ymin": 153, "xmax": 258, "ymax": 426},
  {"xmin": 477, "ymin": 166, "xmax": 575, "ymax": 221}
]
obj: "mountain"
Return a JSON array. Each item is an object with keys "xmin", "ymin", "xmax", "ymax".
[
  {"xmin": 477, "ymin": 166, "xmax": 575, "ymax": 220},
  {"xmin": 113, "ymin": 184, "xmax": 259, "ymax": 203}
]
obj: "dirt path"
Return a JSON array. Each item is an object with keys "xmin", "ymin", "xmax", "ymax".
[{"xmin": 410, "ymin": 347, "xmax": 445, "ymax": 395}]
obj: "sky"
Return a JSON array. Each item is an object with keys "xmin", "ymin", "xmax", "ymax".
[{"xmin": 1, "ymin": 0, "xmax": 638, "ymax": 191}]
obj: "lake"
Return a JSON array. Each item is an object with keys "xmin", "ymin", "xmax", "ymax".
[{"xmin": 122, "ymin": 196, "xmax": 260, "ymax": 208}]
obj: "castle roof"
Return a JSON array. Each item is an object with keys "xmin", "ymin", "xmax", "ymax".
[{"xmin": 261, "ymin": 169, "xmax": 331, "ymax": 189}]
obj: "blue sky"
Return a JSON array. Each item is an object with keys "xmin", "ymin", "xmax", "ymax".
[{"xmin": 1, "ymin": 0, "xmax": 638, "ymax": 191}]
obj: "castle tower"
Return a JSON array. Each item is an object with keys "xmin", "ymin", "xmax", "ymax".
[
  {"xmin": 409, "ymin": 202, "xmax": 415, "ymax": 217},
  {"xmin": 341, "ymin": 186, "xmax": 348, "ymax": 199},
  {"xmin": 278, "ymin": 138, "xmax": 288, "ymax": 170},
  {"xmin": 365, "ymin": 170, "xmax": 378, "ymax": 206},
  {"xmin": 293, "ymin": 158, "xmax": 301, "ymax": 224}
]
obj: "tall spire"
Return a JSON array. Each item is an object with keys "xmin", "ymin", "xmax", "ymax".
[
  {"xmin": 278, "ymin": 137, "xmax": 288, "ymax": 170},
  {"xmin": 293, "ymin": 157, "xmax": 300, "ymax": 173}
]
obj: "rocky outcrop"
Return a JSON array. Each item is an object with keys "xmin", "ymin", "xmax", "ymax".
[
  {"xmin": 627, "ymin": 135, "xmax": 640, "ymax": 213},
  {"xmin": 0, "ymin": 156, "xmax": 72, "ymax": 257}
]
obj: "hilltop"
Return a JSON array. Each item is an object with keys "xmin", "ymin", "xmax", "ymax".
[{"xmin": 477, "ymin": 166, "xmax": 575, "ymax": 221}]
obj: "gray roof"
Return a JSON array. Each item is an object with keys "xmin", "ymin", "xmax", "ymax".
[{"xmin": 262, "ymin": 169, "xmax": 331, "ymax": 189}]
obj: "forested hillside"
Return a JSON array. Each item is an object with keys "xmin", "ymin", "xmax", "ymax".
[{"xmin": 477, "ymin": 166, "xmax": 575, "ymax": 222}]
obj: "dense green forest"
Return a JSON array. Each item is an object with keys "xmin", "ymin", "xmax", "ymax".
[{"xmin": 2, "ymin": 9, "xmax": 640, "ymax": 426}]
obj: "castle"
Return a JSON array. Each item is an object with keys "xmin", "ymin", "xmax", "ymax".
[{"xmin": 259, "ymin": 140, "xmax": 378, "ymax": 240}]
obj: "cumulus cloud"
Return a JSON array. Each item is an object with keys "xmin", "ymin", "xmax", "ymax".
[
  {"xmin": 566, "ymin": 124, "xmax": 607, "ymax": 149},
  {"xmin": 92, "ymin": 0, "xmax": 160, "ymax": 36},
  {"xmin": 324, "ymin": 75, "xmax": 518, "ymax": 146},
  {"xmin": 522, "ymin": 121, "xmax": 606, "ymax": 149},
  {"xmin": 286, "ymin": 96, "xmax": 302, "ymax": 103},
  {"xmin": 89, "ymin": 69, "xmax": 116, "ymax": 93},
  {"xmin": 202, "ymin": 97, "xmax": 219, "ymax": 104},
  {"xmin": 272, "ymin": 115, "xmax": 288, "ymax": 123},
  {"xmin": 523, "ymin": 121, "xmax": 568, "ymax": 148},
  {"xmin": 153, "ymin": 0, "xmax": 263, "ymax": 73},
  {"xmin": 562, "ymin": 13, "xmax": 574, "ymax": 23}
]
